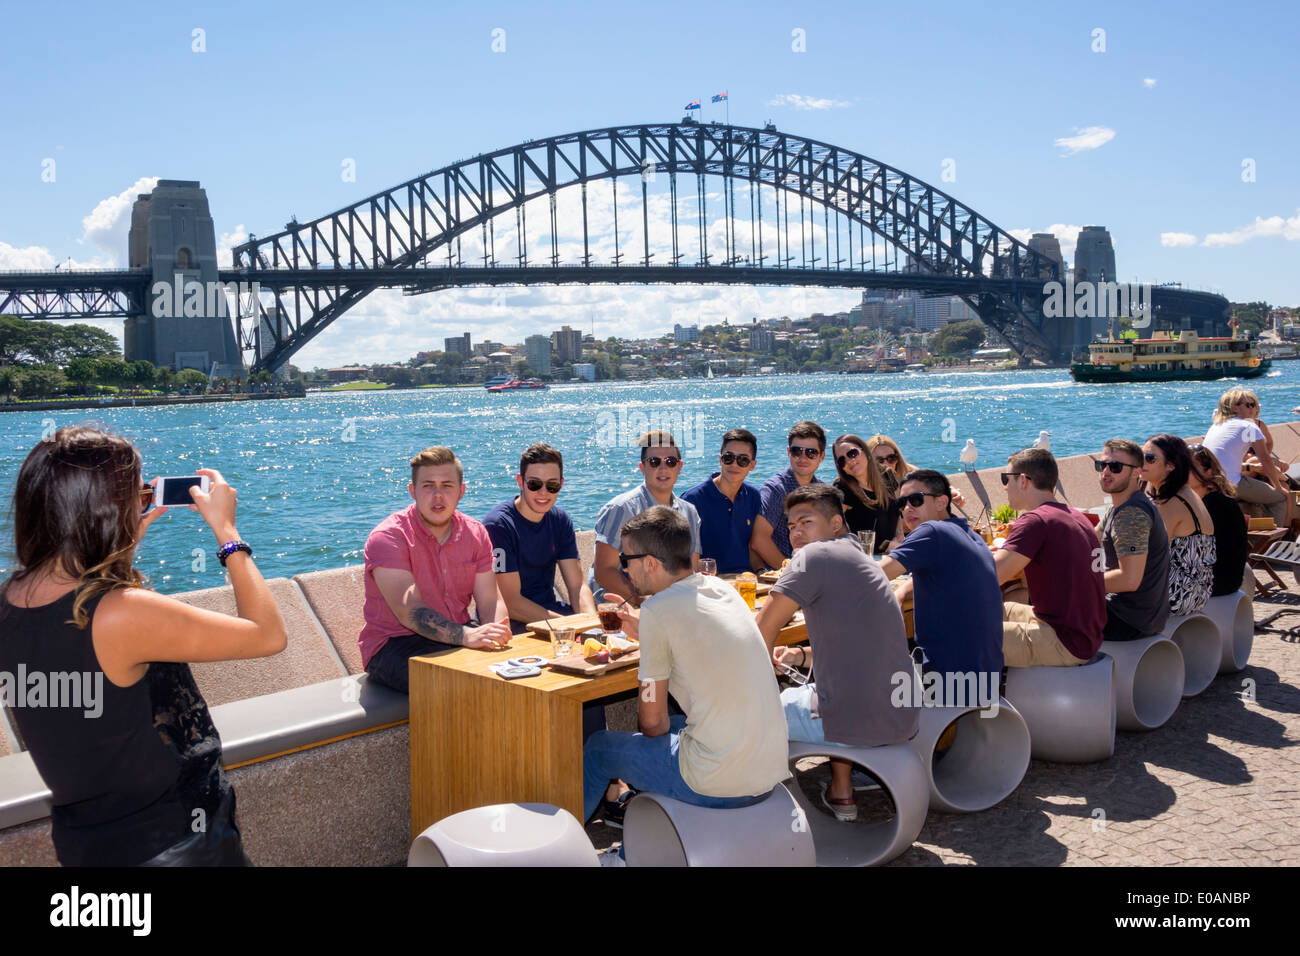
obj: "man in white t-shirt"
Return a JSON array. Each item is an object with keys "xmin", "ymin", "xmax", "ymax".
[
  {"xmin": 581, "ymin": 506, "xmax": 789, "ymax": 824},
  {"xmin": 1203, "ymin": 395, "xmax": 1287, "ymax": 525}
]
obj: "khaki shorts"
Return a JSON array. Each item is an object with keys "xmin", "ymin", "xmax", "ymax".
[{"xmin": 1002, "ymin": 602, "xmax": 1088, "ymax": 668}]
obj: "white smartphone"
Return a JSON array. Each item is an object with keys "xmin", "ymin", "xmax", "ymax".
[{"xmin": 156, "ymin": 475, "xmax": 211, "ymax": 507}]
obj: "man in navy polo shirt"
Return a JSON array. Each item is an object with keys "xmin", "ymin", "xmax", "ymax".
[
  {"xmin": 681, "ymin": 428, "xmax": 763, "ymax": 574},
  {"xmin": 484, "ymin": 442, "xmax": 596, "ymax": 634},
  {"xmin": 751, "ymin": 421, "xmax": 825, "ymax": 568},
  {"xmin": 879, "ymin": 469, "xmax": 1004, "ymax": 699}
]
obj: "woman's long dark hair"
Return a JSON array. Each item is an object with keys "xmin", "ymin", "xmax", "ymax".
[
  {"xmin": 832, "ymin": 433, "xmax": 893, "ymax": 509},
  {"xmin": 1145, "ymin": 433, "xmax": 1193, "ymax": 503},
  {"xmin": 4, "ymin": 425, "xmax": 145, "ymax": 627}
]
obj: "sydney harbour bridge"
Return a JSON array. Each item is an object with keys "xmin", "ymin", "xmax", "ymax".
[{"xmin": 0, "ymin": 121, "xmax": 1229, "ymax": 373}]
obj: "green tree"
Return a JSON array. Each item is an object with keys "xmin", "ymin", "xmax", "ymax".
[
  {"xmin": 1230, "ymin": 301, "xmax": 1270, "ymax": 337},
  {"xmin": 53, "ymin": 324, "xmax": 121, "ymax": 363},
  {"xmin": 129, "ymin": 360, "xmax": 157, "ymax": 388},
  {"xmin": 0, "ymin": 367, "xmax": 22, "ymax": 400},
  {"xmin": 19, "ymin": 366, "xmax": 67, "ymax": 398},
  {"xmin": 177, "ymin": 369, "xmax": 209, "ymax": 388},
  {"xmin": 929, "ymin": 319, "xmax": 986, "ymax": 357},
  {"xmin": 94, "ymin": 358, "xmax": 131, "ymax": 387},
  {"xmin": 65, "ymin": 357, "xmax": 100, "ymax": 393}
]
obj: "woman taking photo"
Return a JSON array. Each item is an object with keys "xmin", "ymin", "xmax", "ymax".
[
  {"xmin": 1187, "ymin": 444, "xmax": 1250, "ymax": 597},
  {"xmin": 0, "ymin": 425, "xmax": 285, "ymax": 866},
  {"xmin": 830, "ymin": 434, "xmax": 898, "ymax": 553},
  {"xmin": 1139, "ymin": 433, "xmax": 1216, "ymax": 616}
]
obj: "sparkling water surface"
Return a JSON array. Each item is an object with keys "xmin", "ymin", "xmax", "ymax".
[{"xmin": 2, "ymin": 365, "xmax": 1296, "ymax": 594}]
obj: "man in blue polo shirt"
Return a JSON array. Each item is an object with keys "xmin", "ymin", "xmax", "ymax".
[
  {"xmin": 484, "ymin": 442, "xmax": 596, "ymax": 634},
  {"xmin": 751, "ymin": 421, "xmax": 825, "ymax": 568},
  {"xmin": 879, "ymin": 469, "xmax": 1003, "ymax": 702},
  {"xmin": 681, "ymin": 428, "xmax": 762, "ymax": 575}
]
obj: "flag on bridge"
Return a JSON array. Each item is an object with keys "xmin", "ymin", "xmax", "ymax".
[
  {"xmin": 712, "ymin": 91, "xmax": 728, "ymax": 103},
  {"xmin": 684, "ymin": 99, "xmax": 700, "ymax": 110}
]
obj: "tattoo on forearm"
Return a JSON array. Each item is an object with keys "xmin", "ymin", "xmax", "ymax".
[{"xmin": 412, "ymin": 605, "xmax": 466, "ymax": 646}]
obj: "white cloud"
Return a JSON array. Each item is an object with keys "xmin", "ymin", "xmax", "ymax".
[
  {"xmin": 1053, "ymin": 126, "xmax": 1116, "ymax": 156},
  {"xmin": 217, "ymin": 224, "xmax": 248, "ymax": 267},
  {"xmin": 767, "ymin": 93, "xmax": 851, "ymax": 111},
  {"xmin": 1201, "ymin": 209, "xmax": 1300, "ymax": 247},
  {"xmin": 1161, "ymin": 232, "xmax": 1198, "ymax": 247},
  {"xmin": 78, "ymin": 176, "xmax": 160, "ymax": 264},
  {"xmin": 1142, "ymin": 77, "xmax": 1158, "ymax": 89},
  {"xmin": 1008, "ymin": 224, "xmax": 1086, "ymax": 263}
]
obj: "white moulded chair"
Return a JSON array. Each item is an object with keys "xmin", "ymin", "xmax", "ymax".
[
  {"xmin": 622, "ymin": 786, "xmax": 815, "ymax": 867},
  {"xmin": 1101, "ymin": 636, "xmax": 1184, "ymax": 731},
  {"xmin": 905, "ymin": 699, "xmax": 1030, "ymax": 813},
  {"xmin": 408, "ymin": 803, "xmax": 598, "ymax": 867},
  {"xmin": 1160, "ymin": 612, "xmax": 1220, "ymax": 696},
  {"xmin": 1003, "ymin": 654, "xmax": 1116, "ymax": 763},
  {"xmin": 1201, "ymin": 590, "xmax": 1254, "ymax": 674},
  {"xmin": 784, "ymin": 740, "xmax": 929, "ymax": 867}
]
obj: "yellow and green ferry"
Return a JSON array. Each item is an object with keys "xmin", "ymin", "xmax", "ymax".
[{"xmin": 1070, "ymin": 325, "xmax": 1270, "ymax": 383}]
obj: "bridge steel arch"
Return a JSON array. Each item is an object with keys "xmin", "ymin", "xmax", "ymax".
[{"xmin": 231, "ymin": 122, "xmax": 1063, "ymax": 372}]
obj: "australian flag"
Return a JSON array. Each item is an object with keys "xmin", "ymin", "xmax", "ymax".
[
  {"xmin": 684, "ymin": 99, "xmax": 701, "ymax": 110},
  {"xmin": 712, "ymin": 91, "xmax": 728, "ymax": 103}
]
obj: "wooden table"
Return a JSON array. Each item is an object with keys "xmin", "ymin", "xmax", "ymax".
[{"xmin": 409, "ymin": 608, "xmax": 809, "ymax": 835}]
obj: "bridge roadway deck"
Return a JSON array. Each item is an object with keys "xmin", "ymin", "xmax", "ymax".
[{"xmin": 587, "ymin": 589, "xmax": 1300, "ymax": 865}]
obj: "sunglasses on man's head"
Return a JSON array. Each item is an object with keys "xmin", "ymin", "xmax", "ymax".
[
  {"xmin": 645, "ymin": 455, "xmax": 680, "ymax": 469},
  {"xmin": 524, "ymin": 477, "xmax": 562, "ymax": 494},
  {"xmin": 894, "ymin": 492, "xmax": 938, "ymax": 511},
  {"xmin": 719, "ymin": 451, "xmax": 753, "ymax": 467},
  {"xmin": 875, "ymin": 452, "xmax": 899, "ymax": 464},
  {"xmin": 1093, "ymin": 459, "xmax": 1137, "ymax": 474},
  {"xmin": 835, "ymin": 447, "xmax": 862, "ymax": 467},
  {"xmin": 788, "ymin": 445, "xmax": 821, "ymax": 459},
  {"xmin": 139, "ymin": 484, "xmax": 154, "ymax": 516}
]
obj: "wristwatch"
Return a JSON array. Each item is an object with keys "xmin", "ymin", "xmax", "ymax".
[{"xmin": 218, "ymin": 541, "xmax": 253, "ymax": 567}]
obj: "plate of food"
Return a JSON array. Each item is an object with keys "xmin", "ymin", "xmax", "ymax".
[{"xmin": 547, "ymin": 634, "xmax": 641, "ymax": 676}]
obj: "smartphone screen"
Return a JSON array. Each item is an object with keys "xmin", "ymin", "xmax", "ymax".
[{"xmin": 159, "ymin": 476, "xmax": 205, "ymax": 507}]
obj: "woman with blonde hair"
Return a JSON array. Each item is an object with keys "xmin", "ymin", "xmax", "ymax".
[
  {"xmin": 1204, "ymin": 387, "xmax": 1288, "ymax": 525},
  {"xmin": 865, "ymin": 435, "xmax": 913, "ymax": 493},
  {"xmin": 1187, "ymin": 444, "xmax": 1249, "ymax": 597},
  {"xmin": 830, "ymin": 434, "xmax": 897, "ymax": 553},
  {"xmin": 0, "ymin": 425, "xmax": 286, "ymax": 865}
]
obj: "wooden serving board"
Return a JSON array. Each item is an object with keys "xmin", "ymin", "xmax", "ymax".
[
  {"xmin": 757, "ymin": 570, "xmax": 782, "ymax": 584},
  {"xmin": 524, "ymin": 612, "xmax": 603, "ymax": 637},
  {"xmin": 547, "ymin": 648, "xmax": 640, "ymax": 676}
]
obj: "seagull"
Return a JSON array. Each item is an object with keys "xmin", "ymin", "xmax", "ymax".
[
  {"xmin": 959, "ymin": 439, "xmax": 978, "ymax": 470},
  {"xmin": 1033, "ymin": 430, "xmax": 1052, "ymax": 451}
]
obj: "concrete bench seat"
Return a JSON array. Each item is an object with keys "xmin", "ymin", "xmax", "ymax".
[{"xmin": 1004, "ymin": 654, "xmax": 1116, "ymax": 763}]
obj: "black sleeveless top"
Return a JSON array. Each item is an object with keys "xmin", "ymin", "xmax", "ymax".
[{"xmin": 0, "ymin": 586, "xmax": 230, "ymax": 866}]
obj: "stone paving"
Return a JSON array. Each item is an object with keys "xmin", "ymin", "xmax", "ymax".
[{"xmin": 587, "ymin": 586, "xmax": 1300, "ymax": 865}]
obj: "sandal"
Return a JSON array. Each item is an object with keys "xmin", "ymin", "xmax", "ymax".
[{"xmin": 819, "ymin": 781, "xmax": 858, "ymax": 822}]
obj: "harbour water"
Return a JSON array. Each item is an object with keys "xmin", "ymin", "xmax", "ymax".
[{"xmin": 2, "ymin": 365, "xmax": 1296, "ymax": 594}]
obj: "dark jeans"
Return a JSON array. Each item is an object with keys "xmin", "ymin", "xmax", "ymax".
[
  {"xmin": 366, "ymin": 632, "xmax": 606, "ymax": 739},
  {"xmin": 1102, "ymin": 610, "xmax": 1145, "ymax": 642},
  {"xmin": 138, "ymin": 788, "xmax": 250, "ymax": 867}
]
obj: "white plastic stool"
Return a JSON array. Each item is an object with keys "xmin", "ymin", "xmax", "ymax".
[
  {"xmin": 1101, "ymin": 635, "xmax": 1184, "ymax": 731},
  {"xmin": 408, "ymin": 803, "xmax": 598, "ymax": 866},
  {"xmin": 905, "ymin": 700, "xmax": 1030, "ymax": 813},
  {"xmin": 1003, "ymin": 654, "xmax": 1116, "ymax": 763},
  {"xmin": 785, "ymin": 740, "xmax": 929, "ymax": 867},
  {"xmin": 622, "ymin": 786, "xmax": 814, "ymax": 867},
  {"xmin": 1202, "ymin": 591, "xmax": 1254, "ymax": 674},
  {"xmin": 1160, "ymin": 613, "xmax": 1220, "ymax": 696}
]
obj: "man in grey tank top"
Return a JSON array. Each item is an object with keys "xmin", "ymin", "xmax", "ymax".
[{"xmin": 1096, "ymin": 439, "xmax": 1170, "ymax": 641}]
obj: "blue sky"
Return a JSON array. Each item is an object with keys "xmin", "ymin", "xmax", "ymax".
[{"xmin": 1, "ymin": 0, "xmax": 1296, "ymax": 368}]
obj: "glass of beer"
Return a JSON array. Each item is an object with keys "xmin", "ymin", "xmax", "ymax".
[
  {"xmin": 598, "ymin": 602, "xmax": 623, "ymax": 635},
  {"xmin": 699, "ymin": 558, "xmax": 717, "ymax": 576},
  {"xmin": 980, "ymin": 525, "xmax": 995, "ymax": 546},
  {"xmin": 551, "ymin": 626, "xmax": 576, "ymax": 659},
  {"xmin": 856, "ymin": 530, "xmax": 876, "ymax": 555},
  {"xmin": 734, "ymin": 572, "xmax": 757, "ymax": 610}
]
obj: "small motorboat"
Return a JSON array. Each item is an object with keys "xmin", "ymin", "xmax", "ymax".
[{"xmin": 486, "ymin": 378, "xmax": 549, "ymax": 393}]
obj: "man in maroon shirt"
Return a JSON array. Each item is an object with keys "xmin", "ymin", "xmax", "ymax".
[{"xmin": 994, "ymin": 448, "xmax": 1106, "ymax": 667}]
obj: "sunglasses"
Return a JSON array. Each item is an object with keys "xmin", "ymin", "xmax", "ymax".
[
  {"xmin": 524, "ymin": 477, "xmax": 563, "ymax": 494},
  {"xmin": 875, "ymin": 452, "xmax": 899, "ymax": 464},
  {"xmin": 619, "ymin": 551, "xmax": 650, "ymax": 570},
  {"xmin": 719, "ymin": 452, "xmax": 754, "ymax": 467},
  {"xmin": 835, "ymin": 447, "xmax": 862, "ymax": 467},
  {"xmin": 1238, "ymin": 401, "xmax": 1257, "ymax": 408},
  {"xmin": 894, "ymin": 492, "xmax": 939, "ymax": 511},
  {"xmin": 1093, "ymin": 459, "xmax": 1137, "ymax": 474},
  {"xmin": 999, "ymin": 472, "xmax": 1023, "ymax": 486},
  {"xmin": 645, "ymin": 456, "xmax": 681, "ymax": 469},
  {"xmin": 1142, "ymin": 453, "xmax": 1160, "ymax": 464},
  {"xmin": 139, "ymin": 484, "xmax": 154, "ymax": 516},
  {"xmin": 788, "ymin": 446, "xmax": 821, "ymax": 460}
]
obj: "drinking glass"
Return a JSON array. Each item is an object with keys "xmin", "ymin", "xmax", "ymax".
[
  {"xmin": 734, "ymin": 572, "xmax": 757, "ymax": 610},
  {"xmin": 857, "ymin": 530, "xmax": 876, "ymax": 555},
  {"xmin": 551, "ymin": 626, "xmax": 576, "ymax": 659},
  {"xmin": 598, "ymin": 603, "xmax": 622, "ymax": 635},
  {"xmin": 699, "ymin": 558, "xmax": 717, "ymax": 575}
]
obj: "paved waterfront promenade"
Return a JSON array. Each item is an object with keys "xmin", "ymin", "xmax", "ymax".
[{"xmin": 589, "ymin": 587, "xmax": 1300, "ymax": 865}]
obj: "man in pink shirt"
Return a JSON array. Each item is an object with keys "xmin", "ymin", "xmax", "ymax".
[{"xmin": 360, "ymin": 446, "xmax": 511, "ymax": 692}]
